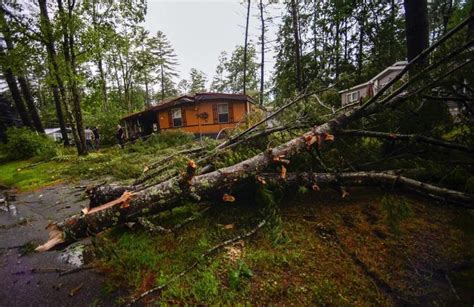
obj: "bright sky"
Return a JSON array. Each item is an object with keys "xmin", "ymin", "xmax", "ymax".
[{"xmin": 142, "ymin": 0, "xmax": 283, "ymax": 88}]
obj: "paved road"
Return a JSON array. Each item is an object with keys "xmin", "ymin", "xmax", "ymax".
[{"xmin": 0, "ymin": 183, "xmax": 119, "ymax": 306}]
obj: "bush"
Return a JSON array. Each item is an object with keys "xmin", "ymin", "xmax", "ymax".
[
  {"xmin": 2, "ymin": 127, "xmax": 58, "ymax": 161},
  {"xmin": 145, "ymin": 130, "xmax": 195, "ymax": 148}
]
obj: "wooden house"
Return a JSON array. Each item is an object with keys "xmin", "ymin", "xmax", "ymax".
[
  {"xmin": 121, "ymin": 93, "xmax": 260, "ymax": 138},
  {"xmin": 339, "ymin": 61, "xmax": 407, "ymax": 106}
]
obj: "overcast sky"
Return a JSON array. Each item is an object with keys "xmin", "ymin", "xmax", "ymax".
[{"xmin": 142, "ymin": 0, "xmax": 283, "ymax": 88}]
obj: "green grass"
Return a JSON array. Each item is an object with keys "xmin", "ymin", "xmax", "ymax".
[
  {"xmin": 0, "ymin": 132, "xmax": 201, "ymax": 191},
  {"xmin": 91, "ymin": 189, "xmax": 474, "ymax": 305},
  {"xmin": 0, "ymin": 160, "xmax": 65, "ymax": 191}
]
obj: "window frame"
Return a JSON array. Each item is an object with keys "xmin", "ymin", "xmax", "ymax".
[
  {"xmin": 348, "ymin": 91, "xmax": 359, "ymax": 103},
  {"xmin": 171, "ymin": 108, "xmax": 183, "ymax": 127},
  {"xmin": 217, "ymin": 103, "xmax": 229, "ymax": 123}
]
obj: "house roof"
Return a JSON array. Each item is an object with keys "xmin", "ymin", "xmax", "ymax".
[
  {"xmin": 339, "ymin": 61, "xmax": 408, "ymax": 94},
  {"xmin": 121, "ymin": 93, "xmax": 256, "ymax": 121}
]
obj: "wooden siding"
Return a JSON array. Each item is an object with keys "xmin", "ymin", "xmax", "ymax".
[{"xmin": 157, "ymin": 100, "xmax": 249, "ymax": 134}]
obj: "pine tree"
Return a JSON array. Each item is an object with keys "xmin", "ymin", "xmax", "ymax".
[
  {"xmin": 189, "ymin": 68, "xmax": 207, "ymax": 94},
  {"xmin": 152, "ymin": 31, "xmax": 179, "ymax": 101}
]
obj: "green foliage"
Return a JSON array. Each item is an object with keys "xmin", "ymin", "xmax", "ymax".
[
  {"xmin": 2, "ymin": 127, "xmax": 58, "ymax": 161},
  {"xmin": 144, "ymin": 130, "xmax": 195, "ymax": 149},
  {"xmin": 192, "ymin": 266, "xmax": 220, "ymax": 301},
  {"xmin": 256, "ymin": 185, "xmax": 287, "ymax": 245},
  {"xmin": 228, "ymin": 260, "xmax": 253, "ymax": 290},
  {"xmin": 381, "ymin": 195, "xmax": 414, "ymax": 235}
]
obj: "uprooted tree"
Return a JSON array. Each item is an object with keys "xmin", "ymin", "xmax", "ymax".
[{"xmin": 36, "ymin": 14, "xmax": 474, "ymax": 252}]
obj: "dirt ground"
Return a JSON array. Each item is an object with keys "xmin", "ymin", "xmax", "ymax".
[{"xmin": 0, "ymin": 182, "xmax": 120, "ymax": 306}]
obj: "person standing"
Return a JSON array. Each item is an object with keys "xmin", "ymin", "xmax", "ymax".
[
  {"xmin": 116, "ymin": 124, "xmax": 125, "ymax": 148},
  {"xmin": 92, "ymin": 126, "xmax": 100, "ymax": 150},
  {"xmin": 85, "ymin": 127, "xmax": 93, "ymax": 150}
]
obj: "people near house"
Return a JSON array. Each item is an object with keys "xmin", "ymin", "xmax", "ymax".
[
  {"xmin": 85, "ymin": 128, "xmax": 94, "ymax": 150},
  {"xmin": 116, "ymin": 124, "xmax": 125, "ymax": 148},
  {"xmin": 92, "ymin": 126, "xmax": 100, "ymax": 150}
]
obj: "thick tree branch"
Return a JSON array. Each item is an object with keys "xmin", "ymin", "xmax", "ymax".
[{"xmin": 338, "ymin": 130, "xmax": 473, "ymax": 153}]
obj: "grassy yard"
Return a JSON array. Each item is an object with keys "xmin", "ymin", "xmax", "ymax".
[{"xmin": 93, "ymin": 188, "xmax": 474, "ymax": 305}]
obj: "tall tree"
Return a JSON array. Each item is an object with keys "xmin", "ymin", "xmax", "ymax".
[
  {"xmin": 189, "ymin": 68, "xmax": 207, "ymax": 94},
  {"xmin": 0, "ymin": 46, "xmax": 32, "ymax": 129},
  {"xmin": 38, "ymin": 0, "xmax": 72, "ymax": 146},
  {"xmin": 153, "ymin": 31, "xmax": 178, "ymax": 101},
  {"xmin": 258, "ymin": 0, "xmax": 265, "ymax": 105},
  {"xmin": 404, "ymin": 0, "xmax": 430, "ymax": 63},
  {"xmin": 290, "ymin": 0, "xmax": 303, "ymax": 91},
  {"xmin": 243, "ymin": 0, "xmax": 251, "ymax": 94},
  {"xmin": 0, "ymin": 6, "xmax": 43, "ymax": 132},
  {"xmin": 210, "ymin": 51, "xmax": 228, "ymax": 92},
  {"xmin": 57, "ymin": 0, "xmax": 88, "ymax": 155}
]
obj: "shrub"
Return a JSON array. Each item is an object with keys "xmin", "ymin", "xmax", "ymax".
[
  {"xmin": 145, "ymin": 130, "xmax": 195, "ymax": 148},
  {"xmin": 2, "ymin": 127, "xmax": 58, "ymax": 161}
]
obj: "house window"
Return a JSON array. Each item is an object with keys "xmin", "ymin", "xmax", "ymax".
[
  {"xmin": 217, "ymin": 103, "xmax": 229, "ymax": 123},
  {"xmin": 172, "ymin": 108, "xmax": 182, "ymax": 127},
  {"xmin": 347, "ymin": 91, "xmax": 359, "ymax": 103}
]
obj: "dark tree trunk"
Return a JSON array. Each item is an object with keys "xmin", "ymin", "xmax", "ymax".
[
  {"xmin": 357, "ymin": 17, "xmax": 364, "ymax": 79},
  {"xmin": 259, "ymin": 0, "xmax": 264, "ymax": 105},
  {"xmin": 161, "ymin": 63, "xmax": 165, "ymax": 101},
  {"xmin": 38, "ymin": 0, "xmax": 71, "ymax": 145},
  {"xmin": 335, "ymin": 19, "xmax": 341, "ymax": 81},
  {"xmin": 57, "ymin": 0, "xmax": 87, "ymax": 155},
  {"xmin": 243, "ymin": 0, "xmax": 251, "ymax": 95},
  {"xmin": 0, "ymin": 9, "xmax": 32, "ymax": 129},
  {"xmin": 97, "ymin": 57, "xmax": 108, "ymax": 108},
  {"xmin": 290, "ymin": 0, "xmax": 303, "ymax": 91},
  {"xmin": 17, "ymin": 76, "xmax": 45, "ymax": 133},
  {"xmin": 1, "ymin": 48, "xmax": 31, "ymax": 128},
  {"xmin": 403, "ymin": 0, "xmax": 429, "ymax": 64},
  {"xmin": 0, "ymin": 6, "xmax": 44, "ymax": 133},
  {"xmin": 468, "ymin": 3, "xmax": 474, "ymax": 42}
]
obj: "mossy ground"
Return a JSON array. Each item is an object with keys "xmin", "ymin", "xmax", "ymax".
[{"xmin": 93, "ymin": 188, "xmax": 474, "ymax": 305}]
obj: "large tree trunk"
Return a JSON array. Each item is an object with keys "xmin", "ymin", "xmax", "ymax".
[
  {"xmin": 0, "ymin": 8, "xmax": 42, "ymax": 132},
  {"xmin": 38, "ymin": 0, "xmax": 73, "ymax": 145},
  {"xmin": 290, "ymin": 0, "xmax": 303, "ymax": 91},
  {"xmin": 17, "ymin": 76, "xmax": 45, "ymax": 133},
  {"xmin": 404, "ymin": 0, "xmax": 429, "ymax": 65},
  {"xmin": 1, "ymin": 47, "xmax": 32, "ymax": 129},
  {"xmin": 243, "ymin": 0, "xmax": 250, "ymax": 95},
  {"xmin": 259, "ymin": 0, "xmax": 264, "ymax": 105},
  {"xmin": 57, "ymin": 0, "xmax": 87, "ymax": 155}
]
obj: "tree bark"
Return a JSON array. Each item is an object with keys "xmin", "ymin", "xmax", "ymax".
[
  {"xmin": 290, "ymin": 0, "xmax": 303, "ymax": 91},
  {"xmin": 338, "ymin": 129, "xmax": 473, "ymax": 153},
  {"xmin": 17, "ymin": 76, "xmax": 44, "ymax": 133},
  {"xmin": 243, "ymin": 0, "xmax": 251, "ymax": 95},
  {"xmin": 57, "ymin": 0, "xmax": 87, "ymax": 155},
  {"xmin": 262, "ymin": 172, "xmax": 474, "ymax": 206},
  {"xmin": 1, "ymin": 46, "xmax": 32, "ymax": 129},
  {"xmin": 403, "ymin": 0, "xmax": 429, "ymax": 69},
  {"xmin": 259, "ymin": 0, "xmax": 264, "ymax": 105},
  {"xmin": 468, "ymin": 3, "xmax": 474, "ymax": 42},
  {"xmin": 0, "ymin": 7, "xmax": 42, "ymax": 132},
  {"xmin": 38, "ymin": 0, "xmax": 72, "ymax": 145}
]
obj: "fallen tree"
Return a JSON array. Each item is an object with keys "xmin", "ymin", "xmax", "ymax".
[{"xmin": 35, "ymin": 15, "xmax": 474, "ymax": 252}]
